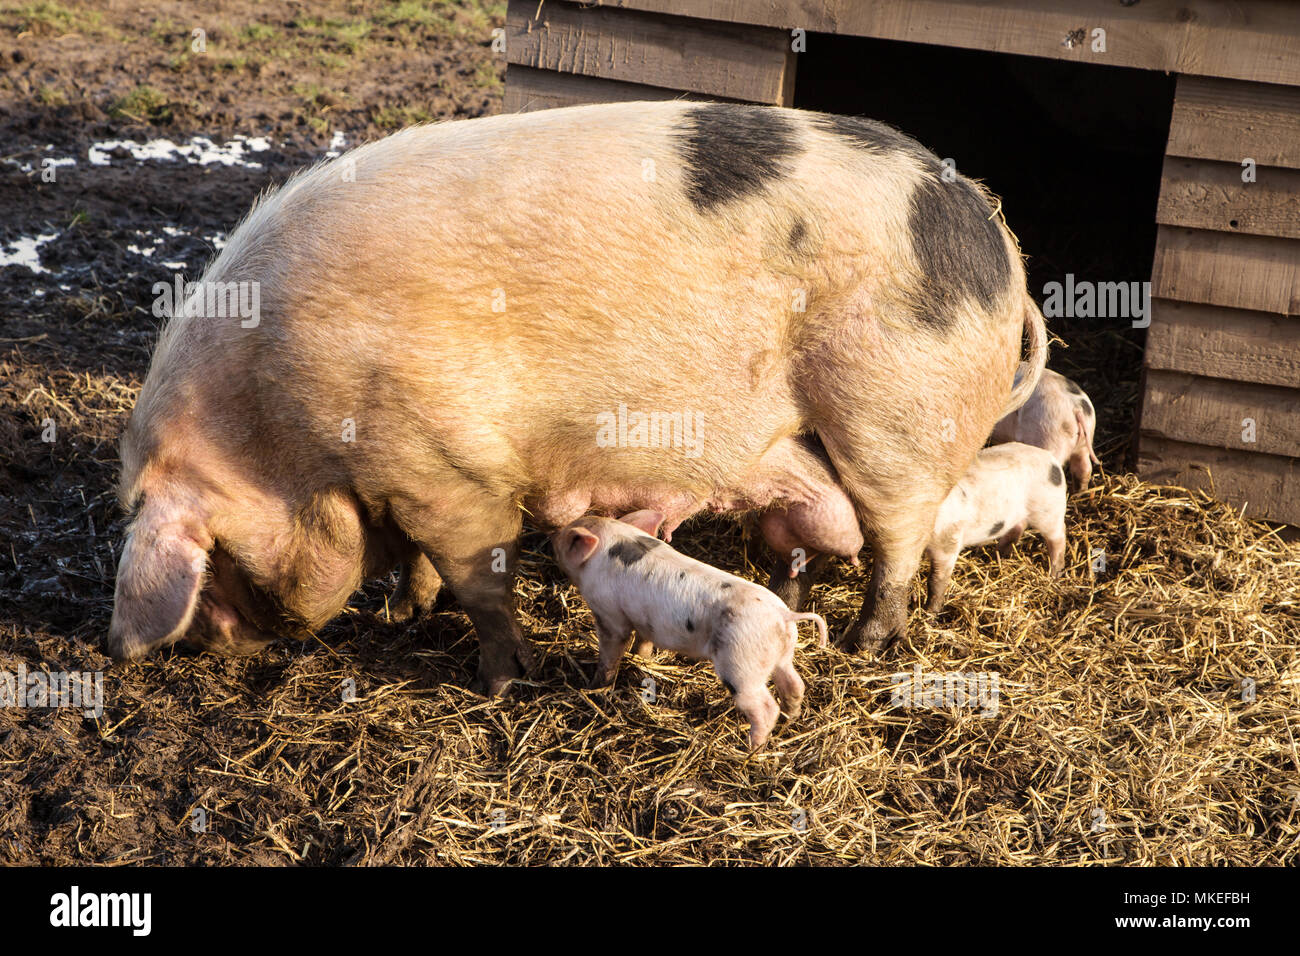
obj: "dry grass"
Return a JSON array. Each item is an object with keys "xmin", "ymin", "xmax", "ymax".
[{"xmin": 3, "ymin": 353, "xmax": 1297, "ymax": 864}]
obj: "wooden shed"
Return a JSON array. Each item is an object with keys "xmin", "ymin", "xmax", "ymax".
[{"xmin": 502, "ymin": 0, "xmax": 1300, "ymax": 527}]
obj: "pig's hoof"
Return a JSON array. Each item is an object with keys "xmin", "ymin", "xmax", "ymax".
[
  {"xmin": 387, "ymin": 599, "xmax": 417, "ymax": 623},
  {"xmin": 838, "ymin": 622, "xmax": 896, "ymax": 656},
  {"xmin": 472, "ymin": 671, "xmax": 518, "ymax": 697},
  {"xmin": 473, "ymin": 652, "xmax": 531, "ymax": 697},
  {"xmin": 387, "ymin": 588, "xmax": 442, "ymax": 623}
]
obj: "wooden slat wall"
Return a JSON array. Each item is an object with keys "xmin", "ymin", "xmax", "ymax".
[
  {"xmin": 1140, "ymin": 74, "xmax": 1300, "ymax": 527},
  {"xmin": 503, "ymin": 65, "xmax": 717, "ymax": 113},
  {"xmin": 1165, "ymin": 76, "xmax": 1300, "ymax": 166},
  {"xmin": 610, "ymin": 0, "xmax": 1300, "ymax": 88},
  {"xmin": 503, "ymin": 0, "xmax": 795, "ymax": 111},
  {"xmin": 1137, "ymin": 439, "xmax": 1299, "ymax": 525},
  {"xmin": 1157, "ymin": 158, "xmax": 1300, "ymax": 241},
  {"xmin": 1145, "ymin": 300, "xmax": 1300, "ymax": 389},
  {"xmin": 1152, "ymin": 228, "xmax": 1300, "ymax": 315}
]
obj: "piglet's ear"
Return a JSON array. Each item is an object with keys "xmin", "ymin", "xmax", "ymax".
[
  {"xmin": 618, "ymin": 510, "xmax": 665, "ymax": 537},
  {"xmin": 562, "ymin": 527, "xmax": 601, "ymax": 567},
  {"xmin": 108, "ymin": 504, "xmax": 207, "ymax": 661}
]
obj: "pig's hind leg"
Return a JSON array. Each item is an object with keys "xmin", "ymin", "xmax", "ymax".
[
  {"xmin": 996, "ymin": 522, "xmax": 1026, "ymax": 556},
  {"xmin": 1032, "ymin": 502, "xmax": 1068, "ymax": 579},
  {"xmin": 1042, "ymin": 527, "xmax": 1066, "ymax": 578},
  {"xmin": 770, "ymin": 632, "xmax": 806, "ymax": 718},
  {"xmin": 809, "ymin": 413, "xmax": 955, "ymax": 653}
]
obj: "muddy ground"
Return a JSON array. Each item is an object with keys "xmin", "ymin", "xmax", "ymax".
[{"xmin": 2, "ymin": 2, "xmax": 1298, "ymax": 866}]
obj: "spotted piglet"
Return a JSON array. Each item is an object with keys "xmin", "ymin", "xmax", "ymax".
[
  {"xmin": 553, "ymin": 510, "xmax": 828, "ymax": 750},
  {"xmin": 991, "ymin": 368, "xmax": 1101, "ymax": 488},
  {"xmin": 925, "ymin": 443, "xmax": 1068, "ymax": 612}
]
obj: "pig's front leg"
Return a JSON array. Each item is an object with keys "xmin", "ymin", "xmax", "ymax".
[
  {"xmin": 591, "ymin": 615, "xmax": 635, "ymax": 688},
  {"xmin": 390, "ymin": 551, "xmax": 442, "ymax": 622},
  {"xmin": 392, "ymin": 486, "xmax": 536, "ymax": 696}
]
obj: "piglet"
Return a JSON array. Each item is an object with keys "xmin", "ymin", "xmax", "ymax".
[
  {"xmin": 925, "ymin": 443, "xmax": 1068, "ymax": 612},
  {"xmin": 991, "ymin": 368, "xmax": 1101, "ymax": 488},
  {"xmin": 553, "ymin": 510, "xmax": 828, "ymax": 750}
]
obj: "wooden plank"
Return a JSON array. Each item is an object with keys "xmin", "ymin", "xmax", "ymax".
[
  {"xmin": 1137, "ymin": 435, "xmax": 1300, "ymax": 526},
  {"xmin": 1152, "ymin": 227, "xmax": 1300, "ymax": 315},
  {"xmin": 1158, "ymin": 157, "xmax": 1300, "ymax": 240},
  {"xmin": 1145, "ymin": 299, "xmax": 1300, "ymax": 388},
  {"xmin": 505, "ymin": 0, "xmax": 796, "ymax": 104},
  {"xmin": 1140, "ymin": 369, "xmax": 1300, "ymax": 458},
  {"xmin": 1166, "ymin": 75, "xmax": 1300, "ymax": 169},
  {"xmin": 611, "ymin": 0, "xmax": 1300, "ymax": 88},
  {"xmin": 503, "ymin": 65, "xmax": 718, "ymax": 112}
]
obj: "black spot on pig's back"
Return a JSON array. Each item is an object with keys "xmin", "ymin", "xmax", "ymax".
[
  {"xmin": 1049, "ymin": 464, "xmax": 1065, "ymax": 486},
  {"xmin": 608, "ymin": 537, "xmax": 662, "ymax": 566},
  {"xmin": 677, "ymin": 104, "xmax": 800, "ymax": 211},
  {"xmin": 813, "ymin": 113, "xmax": 931, "ymax": 161},
  {"xmin": 907, "ymin": 174, "xmax": 1012, "ymax": 332},
  {"xmin": 789, "ymin": 218, "xmax": 807, "ymax": 249},
  {"xmin": 814, "ymin": 112, "xmax": 1012, "ymax": 334}
]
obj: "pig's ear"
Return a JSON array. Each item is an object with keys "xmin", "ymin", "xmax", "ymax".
[
  {"xmin": 560, "ymin": 527, "xmax": 602, "ymax": 567},
  {"xmin": 108, "ymin": 509, "xmax": 208, "ymax": 661},
  {"xmin": 619, "ymin": 510, "xmax": 665, "ymax": 537}
]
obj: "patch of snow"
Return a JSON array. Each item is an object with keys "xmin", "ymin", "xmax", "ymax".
[
  {"xmin": 88, "ymin": 134, "xmax": 272, "ymax": 168},
  {"xmin": 325, "ymin": 130, "xmax": 347, "ymax": 159},
  {"xmin": 0, "ymin": 233, "xmax": 59, "ymax": 273}
]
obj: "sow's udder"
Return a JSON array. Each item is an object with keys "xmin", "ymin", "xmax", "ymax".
[
  {"xmin": 727, "ymin": 436, "xmax": 865, "ymax": 572},
  {"xmin": 529, "ymin": 436, "xmax": 864, "ymax": 566}
]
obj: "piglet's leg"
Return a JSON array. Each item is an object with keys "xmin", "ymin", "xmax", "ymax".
[
  {"xmin": 631, "ymin": 637, "xmax": 655, "ymax": 659},
  {"xmin": 996, "ymin": 523, "xmax": 1026, "ymax": 557},
  {"xmin": 591, "ymin": 617, "xmax": 634, "ymax": 689},
  {"xmin": 771, "ymin": 642, "xmax": 806, "ymax": 719},
  {"xmin": 717, "ymin": 651, "xmax": 781, "ymax": 750},
  {"xmin": 734, "ymin": 686, "xmax": 781, "ymax": 751},
  {"xmin": 1042, "ymin": 523, "xmax": 1067, "ymax": 579},
  {"xmin": 926, "ymin": 544, "xmax": 960, "ymax": 613},
  {"xmin": 1069, "ymin": 450, "xmax": 1093, "ymax": 491}
]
